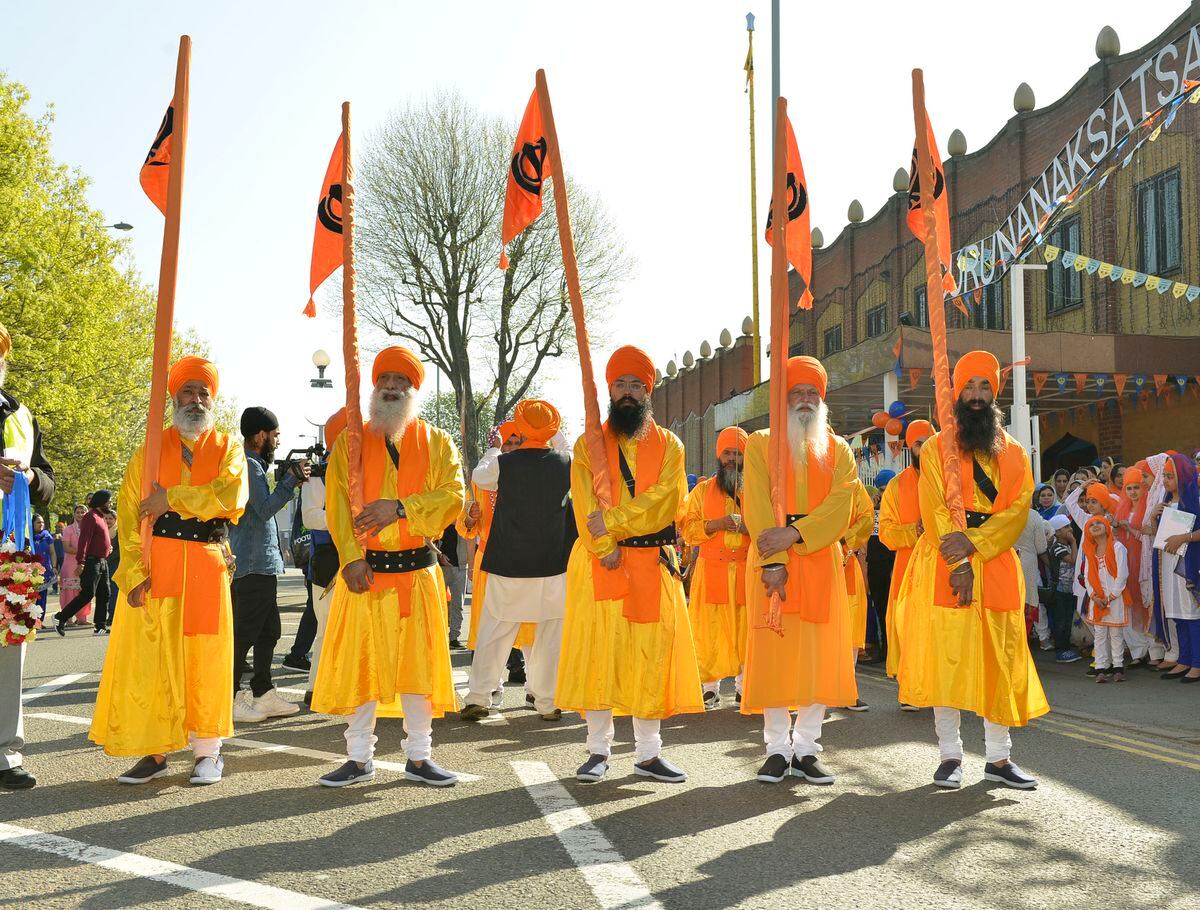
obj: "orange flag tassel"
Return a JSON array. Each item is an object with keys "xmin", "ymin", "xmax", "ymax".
[
  {"xmin": 763, "ymin": 112, "xmax": 813, "ymax": 309},
  {"xmin": 305, "ymin": 135, "xmax": 345, "ymax": 318},
  {"xmin": 339, "ymin": 103, "xmax": 365, "ymax": 524}
]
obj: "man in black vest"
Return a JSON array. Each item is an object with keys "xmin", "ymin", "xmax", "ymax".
[{"xmin": 460, "ymin": 399, "xmax": 576, "ymax": 722}]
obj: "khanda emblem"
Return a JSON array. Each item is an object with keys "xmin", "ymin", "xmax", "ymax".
[
  {"xmin": 906, "ymin": 146, "xmax": 945, "ymax": 213},
  {"xmin": 318, "ymin": 183, "xmax": 343, "ymax": 234},
  {"xmin": 144, "ymin": 105, "xmax": 174, "ymax": 167},
  {"xmin": 512, "ymin": 137, "xmax": 548, "ymax": 196},
  {"xmin": 765, "ymin": 172, "xmax": 807, "ymax": 230}
]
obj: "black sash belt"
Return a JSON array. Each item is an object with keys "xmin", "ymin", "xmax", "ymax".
[
  {"xmin": 365, "ymin": 546, "xmax": 436, "ymax": 574},
  {"xmin": 619, "ymin": 524, "xmax": 677, "ymax": 548},
  {"xmin": 152, "ymin": 511, "xmax": 230, "ymax": 543},
  {"xmin": 965, "ymin": 510, "xmax": 989, "ymax": 529}
]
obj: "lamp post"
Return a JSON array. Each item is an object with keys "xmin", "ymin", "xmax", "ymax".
[
  {"xmin": 309, "ymin": 349, "xmax": 334, "ymax": 447},
  {"xmin": 103, "ymin": 223, "xmax": 133, "ymax": 231}
]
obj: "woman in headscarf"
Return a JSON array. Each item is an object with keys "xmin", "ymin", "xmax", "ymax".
[
  {"xmin": 1035, "ymin": 484, "xmax": 1060, "ymax": 521},
  {"xmin": 1148, "ymin": 452, "xmax": 1200, "ymax": 681}
]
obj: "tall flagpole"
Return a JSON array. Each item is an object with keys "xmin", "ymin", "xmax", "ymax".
[
  {"xmin": 746, "ymin": 13, "xmax": 762, "ymax": 386},
  {"xmin": 341, "ymin": 101, "xmax": 365, "ymax": 521},
  {"xmin": 140, "ymin": 34, "xmax": 190, "ymax": 565}
]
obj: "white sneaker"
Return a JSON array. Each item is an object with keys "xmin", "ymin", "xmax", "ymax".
[
  {"xmin": 190, "ymin": 755, "xmax": 224, "ymax": 785},
  {"xmin": 1038, "ymin": 639, "xmax": 1054, "ymax": 651},
  {"xmin": 233, "ymin": 690, "xmax": 267, "ymax": 723},
  {"xmin": 252, "ymin": 688, "xmax": 300, "ymax": 718}
]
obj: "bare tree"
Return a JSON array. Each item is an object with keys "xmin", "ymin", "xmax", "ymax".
[{"xmin": 355, "ymin": 90, "xmax": 629, "ymax": 471}]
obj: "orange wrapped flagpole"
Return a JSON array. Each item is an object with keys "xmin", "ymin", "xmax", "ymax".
[
  {"xmin": 534, "ymin": 69, "xmax": 612, "ymax": 508},
  {"xmin": 911, "ymin": 70, "xmax": 965, "ymax": 531},
  {"xmin": 140, "ymin": 35, "xmax": 190, "ymax": 567},
  {"xmin": 340, "ymin": 101, "xmax": 365, "ymax": 522}
]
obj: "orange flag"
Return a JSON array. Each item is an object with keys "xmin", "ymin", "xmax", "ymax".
[
  {"xmin": 140, "ymin": 99, "xmax": 175, "ymax": 215},
  {"xmin": 1033, "ymin": 371, "xmax": 1050, "ymax": 397},
  {"xmin": 305, "ymin": 135, "xmax": 345, "ymax": 318},
  {"xmin": 907, "ymin": 111, "xmax": 962, "ymax": 310},
  {"xmin": 764, "ymin": 113, "xmax": 813, "ymax": 309},
  {"xmin": 499, "ymin": 89, "xmax": 551, "ymax": 270},
  {"xmin": 1113, "ymin": 373, "xmax": 1128, "ymax": 396},
  {"xmin": 908, "ymin": 367, "xmax": 922, "ymax": 390}
]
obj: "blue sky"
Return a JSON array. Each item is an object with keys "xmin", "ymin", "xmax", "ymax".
[{"xmin": 0, "ymin": 0, "xmax": 1180, "ymax": 453}]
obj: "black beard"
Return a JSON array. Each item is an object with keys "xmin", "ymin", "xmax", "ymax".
[
  {"xmin": 259, "ymin": 442, "xmax": 277, "ymax": 464},
  {"xmin": 608, "ymin": 396, "xmax": 651, "ymax": 438},
  {"xmin": 716, "ymin": 461, "xmax": 742, "ymax": 497},
  {"xmin": 954, "ymin": 398, "xmax": 1003, "ymax": 455},
  {"xmin": 911, "ymin": 450, "xmax": 921, "ymax": 474}
]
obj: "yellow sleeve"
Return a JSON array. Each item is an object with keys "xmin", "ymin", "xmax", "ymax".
[
  {"xmin": 114, "ymin": 446, "xmax": 148, "ymax": 592},
  {"xmin": 602, "ymin": 432, "xmax": 687, "ymax": 541},
  {"xmin": 918, "ymin": 433, "xmax": 956, "ymax": 542},
  {"xmin": 325, "ymin": 433, "xmax": 363, "ymax": 565},
  {"xmin": 743, "ymin": 431, "xmax": 786, "ymax": 567},
  {"xmin": 454, "ymin": 483, "xmax": 480, "ymax": 540},
  {"xmin": 571, "ymin": 435, "xmax": 616, "ymax": 558},
  {"xmin": 792, "ymin": 439, "xmax": 856, "ymax": 556},
  {"xmin": 845, "ymin": 482, "xmax": 874, "ymax": 549},
  {"xmin": 680, "ymin": 479, "xmax": 714, "ymax": 546},
  {"xmin": 964, "ymin": 443, "xmax": 1035, "ymax": 562},
  {"xmin": 878, "ymin": 481, "xmax": 918, "ymax": 551},
  {"xmin": 166, "ymin": 440, "xmax": 249, "ymax": 522},
  {"xmin": 402, "ymin": 428, "xmax": 466, "ymax": 539}
]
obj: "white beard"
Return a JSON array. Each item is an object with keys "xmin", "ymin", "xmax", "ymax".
[
  {"xmin": 787, "ymin": 401, "xmax": 830, "ymax": 464},
  {"xmin": 172, "ymin": 400, "xmax": 215, "ymax": 440},
  {"xmin": 369, "ymin": 387, "xmax": 419, "ymax": 439}
]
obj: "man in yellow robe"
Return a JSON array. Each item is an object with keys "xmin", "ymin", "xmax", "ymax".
[
  {"xmin": 741, "ymin": 356, "xmax": 857, "ymax": 785},
  {"xmin": 843, "ymin": 478, "xmax": 874, "ymax": 711},
  {"xmin": 895, "ymin": 351, "xmax": 1048, "ymax": 790},
  {"xmin": 680, "ymin": 426, "xmax": 749, "ymax": 709},
  {"xmin": 559, "ymin": 345, "xmax": 703, "ymax": 784},
  {"xmin": 311, "ymin": 346, "xmax": 465, "ymax": 788},
  {"xmin": 878, "ymin": 418, "xmax": 933, "ymax": 711},
  {"xmin": 90, "ymin": 357, "xmax": 249, "ymax": 786}
]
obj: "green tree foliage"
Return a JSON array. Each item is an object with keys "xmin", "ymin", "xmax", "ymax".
[
  {"xmin": 0, "ymin": 73, "xmax": 233, "ymax": 517},
  {"xmin": 420, "ymin": 391, "xmax": 495, "ymax": 466}
]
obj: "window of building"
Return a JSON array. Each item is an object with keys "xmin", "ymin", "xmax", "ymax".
[
  {"xmin": 913, "ymin": 286, "xmax": 928, "ymax": 327},
  {"xmin": 975, "ymin": 281, "xmax": 1006, "ymax": 330},
  {"xmin": 865, "ymin": 304, "xmax": 888, "ymax": 338},
  {"xmin": 823, "ymin": 325, "xmax": 842, "ymax": 356},
  {"xmin": 1137, "ymin": 168, "xmax": 1182, "ymax": 275},
  {"xmin": 1046, "ymin": 216, "xmax": 1083, "ymax": 314},
  {"xmin": 788, "ymin": 341, "xmax": 805, "ymax": 356}
]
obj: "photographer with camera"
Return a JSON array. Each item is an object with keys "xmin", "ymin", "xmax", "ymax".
[{"xmin": 229, "ymin": 406, "xmax": 308, "ymax": 723}]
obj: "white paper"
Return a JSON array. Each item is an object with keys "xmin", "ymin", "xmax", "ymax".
[{"xmin": 1153, "ymin": 506, "xmax": 1196, "ymax": 558}]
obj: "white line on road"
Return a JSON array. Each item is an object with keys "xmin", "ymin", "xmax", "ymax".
[
  {"xmin": 21, "ymin": 673, "xmax": 89, "ymax": 703},
  {"xmin": 511, "ymin": 760, "xmax": 662, "ymax": 910},
  {"xmin": 0, "ymin": 822, "xmax": 361, "ymax": 910}
]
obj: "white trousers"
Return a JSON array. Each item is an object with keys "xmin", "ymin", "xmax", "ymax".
[
  {"xmin": 1033, "ymin": 604, "xmax": 1051, "ymax": 643},
  {"xmin": 467, "ymin": 613, "xmax": 563, "ymax": 714},
  {"xmin": 188, "ymin": 733, "xmax": 221, "ymax": 759},
  {"xmin": 1092, "ymin": 625, "xmax": 1126, "ymax": 669},
  {"xmin": 585, "ymin": 710, "xmax": 662, "ymax": 763},
  {"xmin": 762, "ymin": 704, "xmax": 825, "ymax": 759},
  {"xmin": 307, "ymin": 586, "xmax": 334, "ymax": 692},
  {"xmin": 933, "ymin": 706, "xmax": 1011, "ymax": 763},
  {"xmin": 0, "ymin": 643, "xmax": 25, "ymax": 770},
  {"xmin": 344, "ymin": 696, "xmax": 434, "ymax": 763}
]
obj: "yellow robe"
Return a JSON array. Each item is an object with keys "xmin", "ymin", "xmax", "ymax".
[
  {"xmin": 311, "ymin": 421, "xmax": 464, "ymax": 718},
  {"xmin": 457, "ymin": 481, "xmax": 534, "ymax": 650},
  {"xmin": 845, "ymin": 480, "xmax": 873, "ymax": 650},
  {"xmin": 740, "ymin": 431, "xmax": 858, "ymax": 713},
  {"xmin": 90, "ymin": 437, "xmax": 248, "ymax": 756},
  {"xmin": 895, "ymin": 430, "xmax": 1050, "ymax": 726},
  {"xmin": 878, "ymin": 466, "xmax": 920, "ymax": 678},
  {"xmin": 556, "ymin": 428, "xmax": 704, "ymax": 719},
  {"xmin": 681, "ymin": 476, "xmax": 748, "ymax": 683}
]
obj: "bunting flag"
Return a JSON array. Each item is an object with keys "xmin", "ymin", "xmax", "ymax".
[
  {"xmin": 305, "ymin": 135, "xmax": 345, "ymax": 318},
  {"xmin": 1040, "ymin": 244, "xmax": 1200, "ymax": 302},
  {"xmin": 908, "ymin": 367, "xmax": 922, "ymax": 390},
  {"xmin": 888, "ymin": 440, "xmax": 904, "ymax": 457},
  {"xmin": 499, "ymin": 89, "xmax": 550, "ymax": 270},
  {"xmin": 906, "ymin": 109, "xmax": 960, "ymax": 305},
  {"xmin": 140, "ymin": 99, "xmax": 175, "ymax": 215},
  {"xmin": 1033, "ymin": 371, "xmax": 1050, "ymax": 397},
  {"xmin": 1114, "ymin": 373, "xmax": 1128, "ymax": 396},
  {"xmin": 764, "ymin": 111, "xmax": 813, "ymax": 309},
  {"xmin": 1074, "ymin": 372, "xmax": 1087, "ymax": 394},
  {"xmin": 1154, "ymin": 374, "xmax": 1168, "ymax": 395}
]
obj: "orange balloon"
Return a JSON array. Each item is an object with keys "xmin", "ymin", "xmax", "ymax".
[
  {"xmin": 885, "ymin": 418, "xmax": 904, "ymax": 436},
  {"xmin": 872, "ymin": 411, "xmax": 890, "ymax": 429}
]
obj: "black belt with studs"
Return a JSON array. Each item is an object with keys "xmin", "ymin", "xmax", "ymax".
[
  {"xmin": 619, "ymin": 525, "xmax": 677, "ymax": 548},
  {"xmin": 152, "ymin": 511, "xmax": 230, "ymax": 543},
  {"xmin": 365, "ymin": 546, "xmax": 437, "ymax": 574}
]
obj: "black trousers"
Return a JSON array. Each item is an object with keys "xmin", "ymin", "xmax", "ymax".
[
  {"xmin": 58, "ymin": 556, "xmax": 111, "ymax": 628},
  {"xmin": 288, "ymin": 577, "xmax": 318, "ymax": 659},
  {"xmin": 1050, "ymin": 590, "xmax": 1076, "ymax": 651},
  {"xmin": 232, "ymin": 574, "xmax": 280, "ymax": 698}
]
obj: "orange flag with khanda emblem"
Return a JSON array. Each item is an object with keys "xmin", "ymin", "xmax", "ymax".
[
  {"xmin": 140, "ymin": 99, "xmax": 175, "ymax": 215},
  {"xmin": 763, "ymin": 113, "xmax": 813, "ymax": 309},
  {"xmin": 499, "ymin": 90, "xmax": 551, "ymax": 270},
  {"xmin": 304, "ymin": 135, "xmax": 345, "ymax": 318},
  {"xmin": 907, "ymin": 112, "xmax": 964, "ymax": 313}
]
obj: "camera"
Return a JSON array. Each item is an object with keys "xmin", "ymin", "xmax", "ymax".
[{"xmin": 274, "ymin": 443, "xmax": 327, "ymax": 483}]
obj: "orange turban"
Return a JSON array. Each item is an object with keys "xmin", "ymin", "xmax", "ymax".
[
  {"xmin": 324, "ymin": 407, "xmax": 348, "ymax": 448},
  {"xmin": 1123, "ymin": 467, "xmax": 1144, "ymax": 488},
  {"xmin": 514, "ymin": 399, "xmax": 561, "ymax": 447},
  {"xmin": 905, "ymin": 419, "xmax": 934, "ymax": 448},
  {"xmin": 606, "ymin": 345, "xmax": 655, "ymax": 390},
  {"xmin": 168, "ymin": 356, "xmax": 219, "ymax": 397},
  {"xmin": 716, "ymin": 426, "xmax": 748, "ymax": 456},
  {"xmin": 498, "ymin": 420, "xmax": 519, "ymax": 442},
  {"xmin": 372, "ymin": 346, "xmax": 425, "ymax": 390},
  {"xmin": 786, "ymin": 355, "xmax": 827, "ymax": 398},
  {"xmin": 1086, "ymin": 482, "xmax": 1117, "ymax": 512},
  {"xmin": 952, "ymin": 350, "xmax": 1000, "ymax": 399},
  {"xmin": 0, "ymin": 322, "xmax": 10, "ymax": 360}
]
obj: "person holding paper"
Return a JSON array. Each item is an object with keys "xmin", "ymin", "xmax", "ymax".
[{"xmin": 1149, "ymin": 453, "xmax": 1200, "ymax": 683}]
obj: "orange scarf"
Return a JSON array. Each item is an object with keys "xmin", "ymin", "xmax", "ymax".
[
  {"xmin": 590, "ymin": 421, "xmax": 671, "ymax": 623},
  {"xmin": 697, "ymin": 477, "xmax": 748, "ymax": 605},
  {"xmin": 150, "ymin": 427, "xmax": 231, "ymax": 636},
  {"xmin": 360, "ymin": 419, "xmax": 431, "ymax": 614},
  {"xmin": 1083, "ymin": 517, "xmax": 1129, "ymax": 620},
  {"xmin": 776, "ymin": 432, "xmax": 836, "ymax": 622}
]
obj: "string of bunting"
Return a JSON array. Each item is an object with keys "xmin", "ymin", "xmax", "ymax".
[{"xmin": 1040, "ymin": 244, "xmax": 1200, "ymax": 301}]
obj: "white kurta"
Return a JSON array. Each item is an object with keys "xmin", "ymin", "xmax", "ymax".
[
  {"xmin": 1081, "ymin": 541, "xmax": 1129, "ymax": 627},
  {"xmin": 1014, "ymin": 510, "xmax": 1050, "ymax": 605}
]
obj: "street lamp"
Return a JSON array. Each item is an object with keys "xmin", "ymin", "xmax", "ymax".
[
  {"xmin": 103, "ymin": 223, "xmax": 133, "ymax": 231},
  {"xmin": 311, "ymin": 349, "xmax": 333, "ymax": 389}
]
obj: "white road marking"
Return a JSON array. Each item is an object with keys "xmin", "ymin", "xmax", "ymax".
[
  {"xmin": 21, "ymin": 673, "xmax": 89, "ymax": 703},
  {"xmin": 0, "ymin": 822, "xmax": 360, "ymax": 909},
  {"xmin": 511, "ymin": 760, "xmax": 663, "ymax": 910},
  {"xmin": 25, "ymin": 712, "xmax": 482, "ymax": 782}
]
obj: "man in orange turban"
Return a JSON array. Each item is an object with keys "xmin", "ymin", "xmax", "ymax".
[
  {"xmin": 741, "ymin": 356, "xmax": 858, "ymax": 785},
  {"xmin": 90, "ymin": 356, "xmax": 250, "ymax": 786},
  {"xmin": 461, "ymin": 399, "xmax": 576, "ymax": 723},
  {"xmin": 893, "ymin": 349, "xmax": 1046, "ymax": 791},
  {"xmin": 878, "ymin": 418, "xmax": 934, "ymax": 701},
  {"xmin": 559, "ymin": 346, "xmax": 703, "ymax": 784},
  {"xmin": 311, "ymin": 346, "xmax": 466, "ymax": 788},
  {"xmin": 680, "ymin": 425, "xmax": 750, "ymax": 709}
]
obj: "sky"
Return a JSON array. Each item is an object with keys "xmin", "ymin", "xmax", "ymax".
[{"xmin": 0, "ymin": 0, "xmax": 1185, "ymax": 455}]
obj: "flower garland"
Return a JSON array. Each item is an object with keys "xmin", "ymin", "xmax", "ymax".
[{"xmin": 0, "ymin": 540, "xmax": 45, "ymax": 646}]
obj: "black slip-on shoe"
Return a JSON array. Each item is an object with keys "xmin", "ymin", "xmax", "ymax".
[
  {"xmin": 756, "ymin": 753, "xmax": 790, "ymax": 783},
  {"xmin": 318, "ymin": 760, "xmax": 375, "ymax": 788},
  {"xmin": 634, "ymin": 756, "xmax": 687, "ymax": 783},
  {"xmin": 791, "ymin": 754, "xmax": 835, "ymax": 785},
  {"xmin": 117, "ymin": 755, "xmax": 169, "ymax": 785},
  {"xmin": 281, "ymin": 654, "xmax": 310, "ymax": 672},
  {"xmin": 703, "ymin": 690, "xmax": 720, "ymax": 711},
  {"xmin": 576, "ymin": 754, "xmax": 609, "ymax": 783},
  {"xmin": 983, "ymin": 761, "xmax": 1037, "ymax": 789},
  {"xmin": 405, "ymin": 759, "xmax": 458, "ymax": 787},
  {"xmin": 933, "ymin": 759, "xmax": 963, "ymax": 789},
  {"xmin": 459, "ymin": 703, "xmax": 490, "ymax": 722},
  {"xmin": 0, "ymin": 767, "xmax": 36, "ymax": 790}
]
